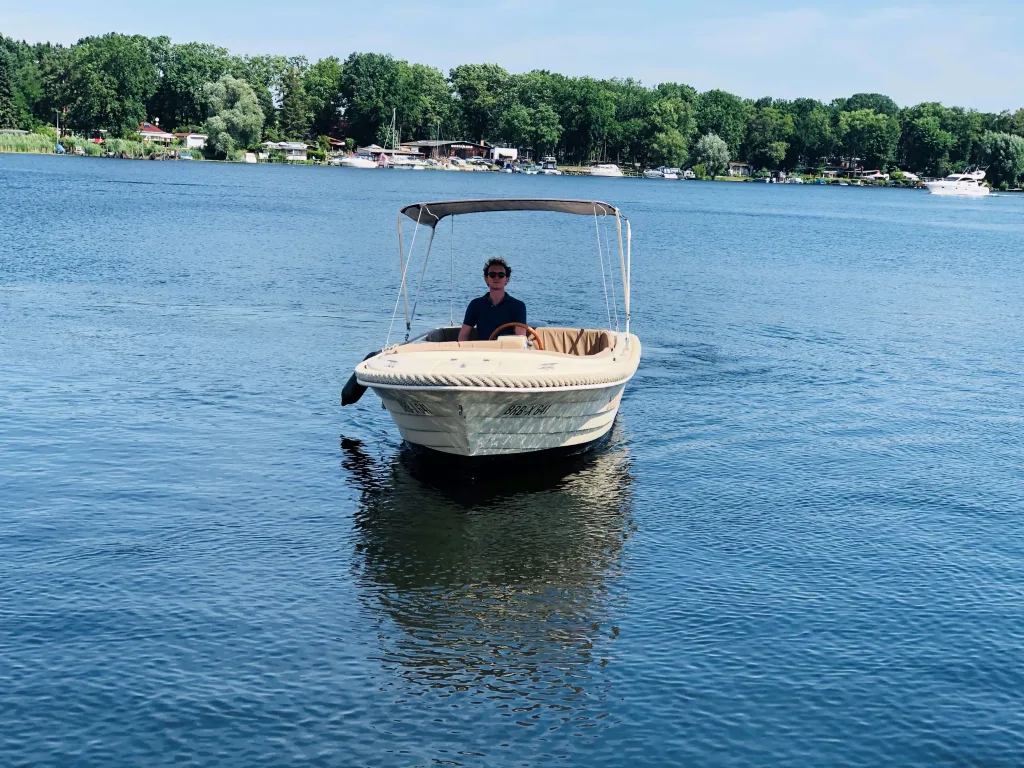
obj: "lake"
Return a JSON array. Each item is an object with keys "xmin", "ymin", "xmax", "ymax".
[{"xmin": 2, "ymin": 153, "xmax": 1023, "ymax": 766}]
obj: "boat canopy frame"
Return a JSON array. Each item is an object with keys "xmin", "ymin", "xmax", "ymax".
[{"xmin": 388, "ymin": 198, "xmax": 632, "ymax": 345}]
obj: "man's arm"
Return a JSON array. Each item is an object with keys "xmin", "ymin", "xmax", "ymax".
[
  {"xmin": 514, "ymin": 300, "xmax": 527, "ymax": 335},
  {"xmin": 459, "ymin": 300, "xmax": 477, "ymax": 342}
]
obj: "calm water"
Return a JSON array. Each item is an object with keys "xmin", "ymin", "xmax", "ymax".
[{"xmin": 2, "ymin": 154, "xmax": 1023, "ymax": 766}]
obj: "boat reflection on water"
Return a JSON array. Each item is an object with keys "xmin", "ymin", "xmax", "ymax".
[{"xmin": 341, "ymin": 433, "xmax": 635, "ymax": 729}]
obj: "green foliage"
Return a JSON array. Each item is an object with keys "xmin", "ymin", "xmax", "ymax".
[
  {"xmin": 32, "ymin": 124, "xmax": 58, "ymax": 140},
  {"xmin": 304, "ymin": 57, "xmax": 343, "ymax": 136},
  {"xmin": 692, "ymin": 133, "xmax": 730, "ymax": 177},
  {"xmin": 340, "ymin": 52, "xmax": 401, "ymax": 146},
  {"xmin": 838, "ymin": 109, "xmax": 900, "ymax": 169},
  {"xmin": 62, "ymin": 34, "xmax": 160, "ymax": 137},
  {"xmin": 978, "ymin": 132, "xmax": 1024, "ymax": 188},
  {"xmin": 0, "ymin": 50, "xmax": 17, "ymax": 128},
  {"xmin": 690, "ymin": 162, "xmax": 707, "ymax": 179},
  {"xmin": 203, "ymin": 75, "xmax": 263, "ymax": 157},
  {"xmin": 744, "ymin": 106, "xmax": 794, "ymax": 169},
  {"xmin": 7, "ymin": 30, "xmax": 1024, "ymax": 179},
  {"xmin": 696, "ymin": 90, "xmax": 749, "ymax": 156},
  {"xmin": 846, "ymin": 93, "xmax": 900, "ymax": 117},
  {"xmin": 449, "ymin": 63, "xmax": 509, "ymax": 142},
  {"xmin": 149, "ymin": 42, "xmax": 231, "ymax": 130},
  {"xmin": 279, "ymin": 65, "xmax": 309, "ymax": 139},
  {"xmin": 900, "ymin": 115, "xmax": 953, "ymax": 176},
  {"xmin": 0, "ymin": 132, "xmax": 54, "ymax": 152}
]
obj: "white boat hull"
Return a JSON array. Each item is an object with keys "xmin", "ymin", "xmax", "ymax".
[
  {"xmin": 924, "ymin": 181, "xmax": 989, "ymax": 196},
  {"xmin": 370, "ymin": 382, "xmax": 626, "ymax": 457}
]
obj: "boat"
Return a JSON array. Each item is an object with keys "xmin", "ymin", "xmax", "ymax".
[
  {"xmin": 589, "ymin": 163, "xmax": 624, "ymax": 177},
  {"xmin": 390, "ymin": 154, "xmax": 427, "ymax": 170},
  {"xmin": 682, "ymin": 169, "xmax": 696, "ymax": 180},
  {"xmin": 643, "ymin": 168, "xmax": 664, "ymax": 179},
  {"xmin": 336, "ymin": 154, "xmax": 377, "ymax": 169},
  {"xmin": 662, "ymin": 167, "xmax": 680, "ymax": 180},
  {"xmin": 539, "ymin": 156, "xmax": 562, "ymax": 175},
  {"xmin": 924, "ymin": 168, "xmax": 989, "ymax": 197},
  {"xmin": 342, "ymin": 198, "xmax": 642, "ymax": 459}
]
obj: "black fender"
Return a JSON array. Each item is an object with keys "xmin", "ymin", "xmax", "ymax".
[{"xmin": 341, "ymin": 350, "xmax": 382, "ymax": 405}]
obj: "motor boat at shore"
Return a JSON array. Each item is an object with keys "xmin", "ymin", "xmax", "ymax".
[
  {"xmin": 924, "ymin": 169, "xmax": 990, "ymax": 196},
  {"xmin": 539, "ymin": 156, "xmax": 562, "ymax": 175},
  {"xmin": 335, "ymin": 154, "xmax": 377, "ymax": 169},
  {"xmin": 342, "ymin": 198, "xmax": 641, "ymax": 459},
  {"xmin": 589, "ymin": 163, "xmax": 624, "ymax": 177},
  {"xmin": 643, "ymin": 166, "xmax": 679, "ymax": 180}
]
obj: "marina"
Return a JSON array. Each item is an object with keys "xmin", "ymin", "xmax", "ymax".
[{"xmin": 2, "ymin": 153, "xmax": 1024, "ymax": 765}]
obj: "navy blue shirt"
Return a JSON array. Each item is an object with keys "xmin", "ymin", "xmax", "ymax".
[{"xmin": 463, "ymin": 293, "xmax": 527, "ymax": 340}]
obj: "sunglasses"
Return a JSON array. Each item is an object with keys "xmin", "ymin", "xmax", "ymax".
[{"xmin": 486, "ymin": 271, "xmax": 507, "ymax": 279}]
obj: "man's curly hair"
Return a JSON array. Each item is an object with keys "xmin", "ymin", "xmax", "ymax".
[{"xmin": 483, "ymin": 257, "xmax": 512, "ymax": 278}]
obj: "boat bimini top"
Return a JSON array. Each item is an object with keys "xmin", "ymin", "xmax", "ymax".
[
  {"xmin": 390, "ymin": 198, "xmax": 632, "ymax": 346},
  {"xmin": 399, "ymin": 198, "xmax": 622, "ymax": 226}
]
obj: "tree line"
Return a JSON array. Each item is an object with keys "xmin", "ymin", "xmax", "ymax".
[{"xmin": 2, "ymin": 32, "xmax": 1024, "ymax": 183}]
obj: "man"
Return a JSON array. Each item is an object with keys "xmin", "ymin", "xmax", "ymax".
[{"xmin": 458, "ymin": 257, "xmax": 527, "ymax": 341}]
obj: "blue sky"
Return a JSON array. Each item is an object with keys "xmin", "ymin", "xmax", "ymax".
[{"xmin": 2, "ymin": 0, "xmax": 1022, "ymax": 111}]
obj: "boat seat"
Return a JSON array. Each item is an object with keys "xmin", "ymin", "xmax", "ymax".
[
  {"xmin": 394, "ymin": 337, "xmax": 528, "ymax": 353},
  {"xmin": 533, "ymin": 327, "xmax": 613, "ymax": 356}
]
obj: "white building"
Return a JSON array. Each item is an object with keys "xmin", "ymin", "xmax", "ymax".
[
  {"xmin": 174, "ymin": 133, "xmax": 207, "ymax": 149},
  {"xmin": 491, "ymin": 146, "xmax": 518, "ymax": 163},
  {"xmin": 263, "ymin": 141, "xmax": 308, "ymax": 161}
]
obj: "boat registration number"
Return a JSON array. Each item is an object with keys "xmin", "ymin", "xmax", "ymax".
[
  {"xmin": 395, "ymin": 399, "xmax": 432, "ymax": 416},
  {"xmin": 502, "ymin": 404, "xmax": 551, "ymax": 417}
]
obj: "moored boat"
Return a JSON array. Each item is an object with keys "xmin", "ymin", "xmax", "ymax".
[
  {"xmin": 343, "ymin": 198, "xmax": 641, "ymax": 459},
  {"xmin": 589, "ymin": 163, "xmax": 624, "ymax": 177}
]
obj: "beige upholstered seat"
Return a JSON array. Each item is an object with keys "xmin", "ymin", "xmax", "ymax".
[
  {"xmin": 533, "ymin": 327, "xmax": 613, "ymax": 356},
  {"xmin": 395, "ymin": 337, "xmax": 528, "ymax": 354}
]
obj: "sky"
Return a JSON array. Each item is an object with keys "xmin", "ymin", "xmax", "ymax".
[{"xmin": 2, "ymin": 0, "xmax": 1022, "ymax": 111}]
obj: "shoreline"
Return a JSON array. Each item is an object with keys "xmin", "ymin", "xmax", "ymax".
[{"xmin": 3, "ymin": 150, "xmax": 1020, "ymax": 191}]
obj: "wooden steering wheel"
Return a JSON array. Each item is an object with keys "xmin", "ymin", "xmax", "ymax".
[{"xmin": 488, "ymin": 322, "xmax": 544, "ymax": 350}]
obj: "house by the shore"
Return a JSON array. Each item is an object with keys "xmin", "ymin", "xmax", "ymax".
[
  {"xmin": 138, "ymin": 122, "xmax": 175, "ymax": 143},
  {"xmin": 404, "ymin": 139, "xmax": 493, "ymax": 160}
]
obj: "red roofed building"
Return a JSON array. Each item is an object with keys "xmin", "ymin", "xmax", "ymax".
[{"xmin": 138, "ymin": 121, "xmax": 175, "ymax": 143}]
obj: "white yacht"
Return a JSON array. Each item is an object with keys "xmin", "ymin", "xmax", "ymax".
[
  {"xmin": 336, "ymin": 154, "xmax": 377, "ymax": 169},
  {"xmin": 589, "ymin": 163, "xmax": 624, "ymax": 177},
  {"xmin": 924, "ymin": 169, "xmax": 989, "ymax": 197},
  {"xmin": 343, "ymin": 198, "xmax": 641, "ymax": 459}
]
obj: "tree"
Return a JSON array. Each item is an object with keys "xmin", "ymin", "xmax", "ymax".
[
  {"xmin": 278, "ymin": 65, "xmax": 309, "ymax": 139},
  {"xmin": 692, "ymin": 133, "xmax": 730, "ymax": 177},
  {"xmin": 899, "ymin": 114, "xmax": 953, "ymax": 176},
  {"xmin": 0, "ymin": 50, "xmax": 16, "ymax": 128},
  {"xmin": 61, "ymin": 33, "xmax": 160, "ymax": 137},
  {"xmin": 396, "ymin": 62, "xmax": 456, "ymax": 141},
  {"xmin": 845, "ymin": 92, "xmax": 899, "ymax": 117},
  {"xmin": 978, "ymin": 132, "xmax": 1024, "ymax": 188},
  {"xmin": 648, "ymin": 97, "xmax": 696, "ymax": 166},
  {"xmin": 838, "ymin": 109, "xmax": 900, "ymax": 168},
  {"xmin": 340, "ymin": 52, "xmax": 401, "ymax": 146},
  {"xmin": 229, "ymin": 54, "xmax": 289, "ymax": 132},
  {"xmin": 744, "ymin": 106, "xmax": 794, "ymax": 169},
  {"xmin": 553, "ymin": 76, "xmax": 616, "ymax": 162},
  {"xmin": 304, "ymin": 56, "xmax": 344, "ymax": 137},
  {"xmin": 696, "ymin": 90, "xmax": 749, "ymax": 156},
  {"xmin": 449, "ymin": 63, "xmax": 509, "ymax": 141},
  {"xmin": 149, "ymin": 42, "xmax": 231, "ymax": 130},
  {"xmin": 203, "ymin": 74, "xmax": 264, "ymax": 157}
]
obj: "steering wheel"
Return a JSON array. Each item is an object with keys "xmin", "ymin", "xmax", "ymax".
[{"xmin": 488, "ymin": 322, "xmax": 544, "ymax": 350}]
